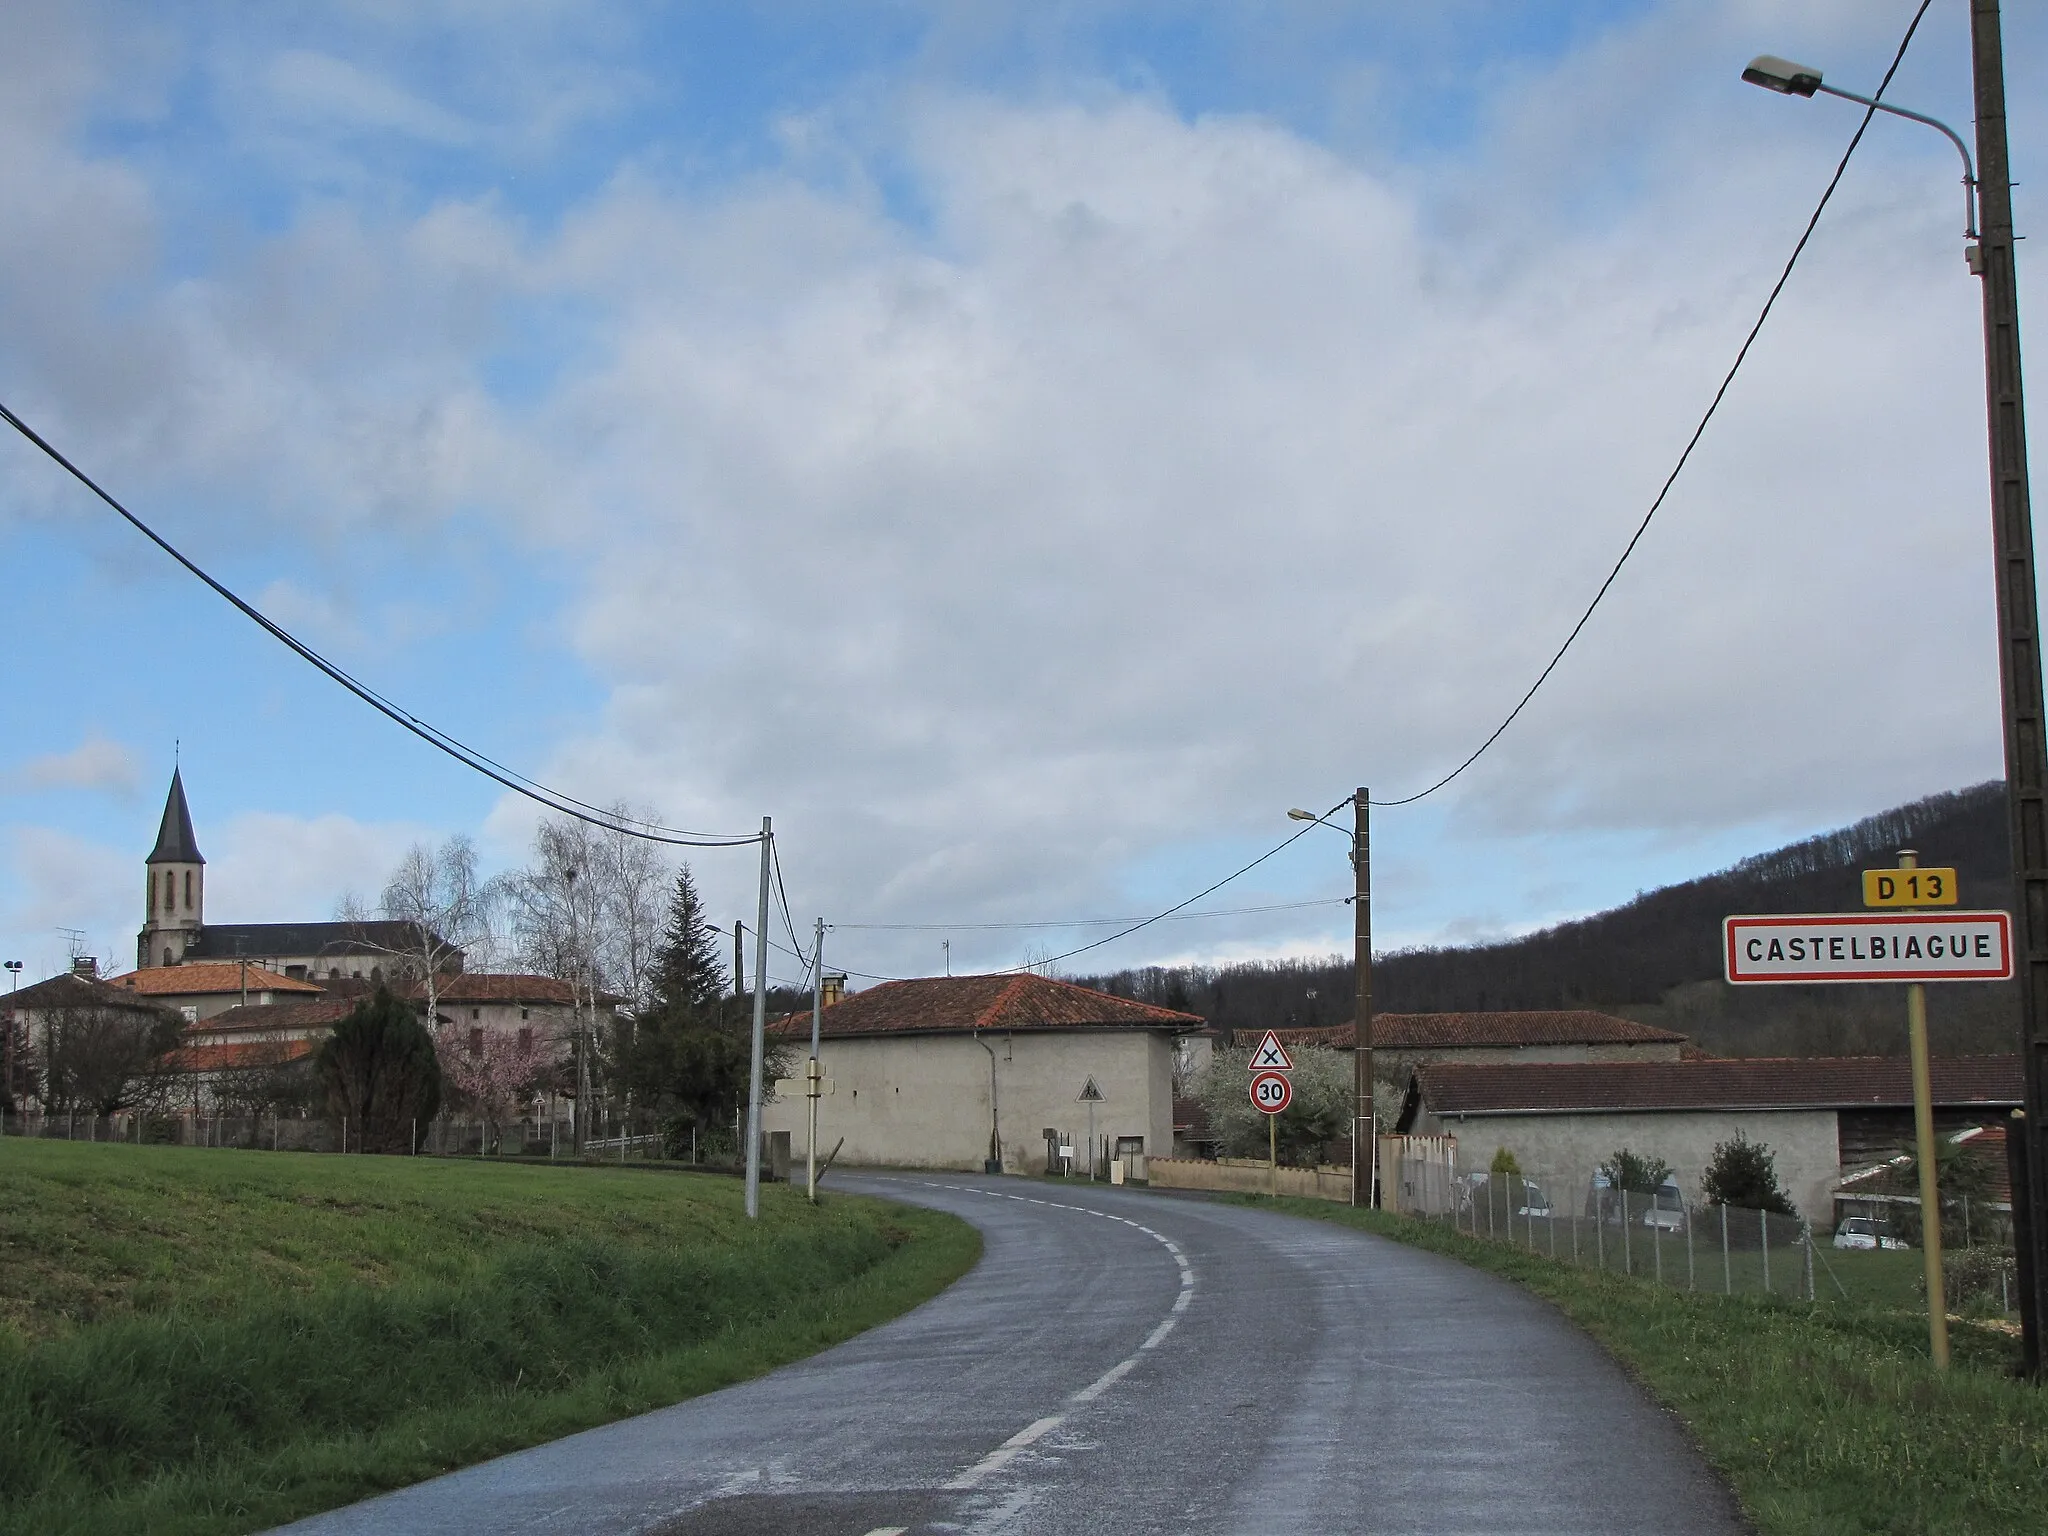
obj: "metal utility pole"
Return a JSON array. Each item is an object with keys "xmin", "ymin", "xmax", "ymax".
[
  {"xmin": 1971, "ymin": 0, "xmax": 2047, "ymax": 1374},
  {"xmin": 1353, "ymin": 787, "xmax": 1375, "ymax": 1208},
  {"xmin": 1898, "ymin": 850, "xmax": 1950, "ymax": 1368},
  {"xmin": 744, "ymin": 819, "xmax": 772, "ymax": 1220},
  {"xmin": 808, "ymin": 917, "xmax": 824, "ymax": 1202}
]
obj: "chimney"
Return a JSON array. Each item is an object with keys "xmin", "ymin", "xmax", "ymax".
[
  {"xmin": 71, "ymin": 957, "xmax": 99, "ymax": 979},
  {"xmin": 820, "ymin": 973, "xmax": 848, "ymax": 1008}
]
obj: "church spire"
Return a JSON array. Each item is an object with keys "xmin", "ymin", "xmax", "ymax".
[{"xmin": 148, "ymin": 768, "xmax": 205, "ymax": 865}]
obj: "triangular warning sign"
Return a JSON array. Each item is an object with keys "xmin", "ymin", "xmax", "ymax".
[
  {"xmin": 1078, "ymin": 1077, "xmax": 1106, "ymax": 1103},
  {"xmin": 1248, "ymin": 1030, "xmax": 1294, "ymax": 1071}
]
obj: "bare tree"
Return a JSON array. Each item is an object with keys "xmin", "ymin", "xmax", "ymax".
[
  {"xmin": 343, "ymin": 836, "xmax": 503, "ymax": 1026},
  {"xmin": 38, "ymin": 1004, "xmax": 183, "ymax": 1117}
]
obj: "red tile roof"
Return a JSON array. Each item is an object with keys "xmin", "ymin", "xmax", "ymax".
[
  {"xmin": 1267, "ymin": 1011, "xmax": 1684, "ymax": 1051},
  {"xmin": 192, "ymin": 999, "xmax": 359, "ymax": 1036},
  {"xmin": 1415, "ymin": 1055, "xmax": 2022, "ymax": 1116},
  {"xmin": 108, "ymin": 963, "xmax": 324, "ymax": 998},
  {"xmin": 769, "ymin": 973, "xmax": 1203, "ymax": 1040},
  {"xmin": 163, "ymin": 1038, "xmax": 319, "ymax": 1073}
]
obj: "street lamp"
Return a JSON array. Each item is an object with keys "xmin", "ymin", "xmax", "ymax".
[
  {"xmin": 1290, "ymin": 795, "xmax": 1375, "ymax": 1208},
  {"xmin": 1744, "ymin": 9, "xmax": 2045, "ymax": 1372},
  {"xmin": 1741, "ymin": 56, "xmax": 1979, "ymax": 254}
]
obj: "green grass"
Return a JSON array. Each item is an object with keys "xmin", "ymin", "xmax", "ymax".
[
  {"xmin": 0, "ymin": 1141, "xmax": 979, "ymax": 1535},
  {"xmin": 1220, "ymin": 1195, "xmax": 2046, "ymax": 1536}
]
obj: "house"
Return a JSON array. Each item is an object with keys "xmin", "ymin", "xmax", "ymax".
[
  {"xmin": 107, "ymin": 962, "xmax": 327, "ymax": 1023},
  {"xmin": 134, "ymin": 769, "xmax": 460, "ymax": 979},
  {"xmin": 1396, "ymin": 1054, "xmax": 2022, "ymax": 1220},
  {"xmin": 1, "ymin": 962, "xmax": 180, "ymax": 1112},
  {"xmin": 760, "ymin": 973, "xmax": 1205, "ymax": 1174},
  {"xmin": 1263, "ymin": 1010, "xmax": 1687, "ymax": 1066}
]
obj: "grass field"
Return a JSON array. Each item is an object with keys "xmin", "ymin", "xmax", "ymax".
[
  {"xmin": 0, "ymin": 1140, "xmax": 979, "ymax": 1535},
  {"xmin": 1236, "ymin": 1195, "xmax": 2047, "ymax": 1536}
]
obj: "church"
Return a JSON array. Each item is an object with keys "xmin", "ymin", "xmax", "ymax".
[{"xmin": 135, "ymin": 768, "xmax": 461, "ymax": 982}]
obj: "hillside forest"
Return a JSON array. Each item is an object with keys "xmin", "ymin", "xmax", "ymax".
[{"xmin": 1074, "ymin": 783, "xmax": 2020, "ymax": 1059}]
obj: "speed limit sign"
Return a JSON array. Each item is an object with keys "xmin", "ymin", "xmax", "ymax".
[{"xmin": 1249, "ymin": 1070, "xmax": 1292, "ymax": 1115}]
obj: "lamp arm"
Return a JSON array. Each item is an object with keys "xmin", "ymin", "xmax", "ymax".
[{"xmin": 1816, "ymin": 83, "xmax": 1978, "ymax": 238}]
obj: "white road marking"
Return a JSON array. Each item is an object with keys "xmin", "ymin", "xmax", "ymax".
[
  {"xmin": 859, "ymin": 1528, "xmax": 909, "ymax": 1536},
  {"xmin": 918, "ymin": 1180, "xmax": 1197, "ymax": 1493}
]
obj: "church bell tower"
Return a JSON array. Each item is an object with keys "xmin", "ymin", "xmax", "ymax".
[{"xmin": 138, "ymin": 768, "xmax": 205, "ymax": 969}]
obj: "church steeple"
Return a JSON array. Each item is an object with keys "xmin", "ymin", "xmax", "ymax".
[
  {"xmin": 148, "ymin": 768, "xmax": 205, "ymax": 865},
  {"xmin": 140, "ymin": 768, "xmax": 205, "ymax": 968}
]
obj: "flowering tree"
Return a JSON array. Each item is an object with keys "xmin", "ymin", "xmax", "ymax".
[{"xmin": 434, "ymin": 1023, "xmax": 548, "ymax": 1154}]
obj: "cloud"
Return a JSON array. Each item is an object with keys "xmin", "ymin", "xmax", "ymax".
[
  {"xmin": 205, "ymin": 811, "xmax": 435, "ymax": 928},
  {"xmin": 5, "ymin": 735, "xmax": 143, "ymax": 797},
  {"xmin": 1, "ymin": 827, "xmax": 135, "ymax": 981},
  {"xmin": 2, "ymin": 2, "xmax": 2041, "ymax": 985}
]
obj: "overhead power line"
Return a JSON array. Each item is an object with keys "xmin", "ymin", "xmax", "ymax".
[
  {"xmin": 0, "ymin": 400, "xmax": 759, "ymax": 849},
  {"xmin": 1374, "ymin": 0, "xmax": 1933, "ymax": 808},
  {"xmin": 832, "ymin": 895, "xmax": 1352, "ymax": 932}
]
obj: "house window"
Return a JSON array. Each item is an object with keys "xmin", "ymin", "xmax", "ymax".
[
  {"xmin": 471, "ymin": 1008, "xmax": 480, "ymax": 1020},
  {"xmin": 468, "ymin": 1027, "xmax": 484, "ymax": 1055},
  {"xmin": 163, "ymin": 947, "xmax": 173, "ymax": 967},
  {"xmin": 183, "ymin": 870, "xmax": 193, "ymax": 908},
  {"xmin": 517, "ymin": 1027, "xmax": 533, "ymax": 1052},
  {"xmin": 181, "ymin": 1006, "xmax": 198, "ymax": 1023},
  {"xmin": 520, "ymin": 1007, "xmax": 530, "ymax": 1020},
  {"xmin": 285, "ymin": 966, "xmax": 307, "ymax": 980}
]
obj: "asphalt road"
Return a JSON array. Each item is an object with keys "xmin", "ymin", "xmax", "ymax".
[{"xmin": 275, "ymin": 1174, "xmax": 1749, "ymax": 1535}]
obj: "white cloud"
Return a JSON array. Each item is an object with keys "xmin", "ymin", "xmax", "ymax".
[
  {"xmin": 205, "ymin": 811, "xmax": 434, "ymax": 928},
  {"xmin": 1, "ymin": 827, "xmax": 135, "ymax": 982},
  {"xmin": 5, "ymin": 735, "xmax": 142, "ymax": 796},
  {"xmin": 2, "ymin": 3, "xmax": 2041, "ymax": 984}
]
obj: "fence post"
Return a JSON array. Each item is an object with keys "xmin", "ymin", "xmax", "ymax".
[
  {"xmin": 1762, "ymin": 1212, "xmax": 1772, "ymax": 1295},
  {"xmin": 1721, "ymin": 1204, "xmax": 1731, "ymax": 1294},
  {"xmin": 1622, "ymin": 1189, "xmax": 1633, "ymax": 1276},
  {"xmin": 1597, "ymin": 1195, "xmax": 1606, "ymax": 1271},
  {"xmin": 1654, "ymin": 1216, "xmax": 1663, "ymax": 1286},
  {"xmin": 1687, "ymin": 1210, "xmax": 1695, "ymax": 1291},
  {"xmin": 1572, "ymin": 1206, "xmax": 1579, "ymax": 1265},
  {"xmin": 1804, "ymin": 1220, "xmax": 1816, "ymax": 1303}
]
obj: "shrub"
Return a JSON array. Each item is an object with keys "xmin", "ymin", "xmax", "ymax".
[
  {"xmin": 1701, "ymin": 1132, "xmax": 1794, "ymax": 1215},
  {"xmin": 1935, "ymin": 1246, "xmax": 2018, "ymax": 1314},
  {"xmin": 1601, "ymin": 1147, "xmax": 1673, "ymax": 1195},
  {"xmin": 315, "ymin": 986, "xmax": 441, "ymax": 1153}
]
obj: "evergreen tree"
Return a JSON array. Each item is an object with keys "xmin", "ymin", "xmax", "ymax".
[
  {"xmin": 649, "ymin": 865, "xmax": 727, "ymax": 1014},
  {"xmin": 316, "ymin": 985, "xmax": 441, "ymax": 1153},
  {"xmin": 615, "ymin": 865, "xmax": 787, "ymax": 1150}
]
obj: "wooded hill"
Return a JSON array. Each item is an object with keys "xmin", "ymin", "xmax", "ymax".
[{"xmin": 1075, "ymin": 782, "xmax": 2020, "ymax": 1058}]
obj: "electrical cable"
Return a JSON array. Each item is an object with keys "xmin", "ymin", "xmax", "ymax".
[
  {"xmin": 989, "ymin": 794, "xmax": 1349, "ymax": 974},
  {"xmin": 1373, "ymin": 0, "xmax": 1933, "ymax": 808},
  {"xmin": 831, "ymin": 895, "xmax": 1353, "ymax": 932},
  {"xmin": 769, "ymin": 840, "xmax": 810, "ymax": 969},
  {"xmin": 0, "ymin": 400, "xmax": 760, "ymax": 849}
]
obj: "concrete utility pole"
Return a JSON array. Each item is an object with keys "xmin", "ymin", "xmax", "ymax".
[
  {"xmin": 1970, "ymin": 0, "xmax": 2048, "ymax": 1374},
  {"xmin": 743, "ymin": 819, "xmax": 772, "ymax": 1220},
  {"xmin": 1353, "ymin": 788, "xmax": 1375, "ymax": 1208}
]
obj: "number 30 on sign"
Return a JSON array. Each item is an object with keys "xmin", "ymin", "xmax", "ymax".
[{"xmin": 1250, "ymin": 1070, "xmax": 1292, "ymax": 1115}]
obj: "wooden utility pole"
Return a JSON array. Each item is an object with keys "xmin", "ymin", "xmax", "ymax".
[
  {"xmin": 1353, "ymin": 787, "xmax": 1374, "ymax": 1207},
  {"xmin": 1970, "ymin": 0, "xmax": 2047, "ymax": 1374},
  {"xmin": 1898, "ymin": 851, "xmax": 1950, "ymax": 1368}
]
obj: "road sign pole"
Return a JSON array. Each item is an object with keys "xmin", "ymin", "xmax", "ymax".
[
  {"xmin": 1269, "ymin": 1108, "xmax": 1278, "ymax": 1199},
  {"xmin": 1898, "ymin": 851, "xmax": 1950, "ymax": 1368},
  {"xmin": 1971, "ymin": 0, "xmax": 2048, "ymax": 1375}
]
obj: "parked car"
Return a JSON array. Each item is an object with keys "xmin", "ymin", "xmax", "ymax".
[
  {"xmin": 1833, "ymin": 1217, "xmax": 1910, "ymax": 1251},
  {"xmin": 1639, "ymin": 1177, "xmax": 1686, "ymax": 1232}
]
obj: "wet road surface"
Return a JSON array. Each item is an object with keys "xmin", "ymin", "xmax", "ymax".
[{"xmin": 275, "ymin": 1174, "xmax": 1747, "ymax": 1535}]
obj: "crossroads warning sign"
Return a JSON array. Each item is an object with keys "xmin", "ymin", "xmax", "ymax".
[{"xmin": 1248, "ymin": 1030, "xmax": 1295, "ymax": 1071}]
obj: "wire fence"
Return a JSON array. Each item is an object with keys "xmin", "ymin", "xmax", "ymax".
[
  {"xmin": 1424, "ymin": 1171, "xmax": 2020, "ymax": 1315},
  {"xmin": 0, "ymin": 1107, "xmax": 703, "ymax": 1164}
]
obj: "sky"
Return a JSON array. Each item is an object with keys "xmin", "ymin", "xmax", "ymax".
[{"xmin": 3, "ymin": 1, "xmax": 2044, "ymax": 992}]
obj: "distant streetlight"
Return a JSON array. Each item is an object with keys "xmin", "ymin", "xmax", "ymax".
[
  {"xmin": 1744, "ymin": 9, "xmax": 2045, "ymax": 1371},
  {"xmin": 1290, "ymin": 798, "xmax": 1375, "ymax": 1208}
]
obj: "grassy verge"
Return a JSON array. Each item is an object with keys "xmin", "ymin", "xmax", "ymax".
[
  {"xmin": 0, "ymin": 1141, "xmax": 978, "ymax": 1535},
  {"xmin": 1214, "ymin": 1195, "xmax": 2046, "ymax": 1536}
]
